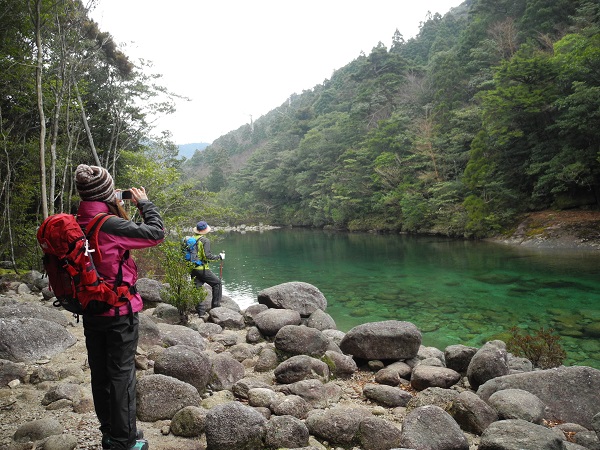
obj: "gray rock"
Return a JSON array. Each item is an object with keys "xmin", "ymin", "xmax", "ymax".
[
  {"xmin": 207, "ymin": 352, "xmax": 246, "ymax": 391},
  {"xmin": 322, "ymin": 329, "xmax": 345, "ymax": 347},
  {"xmin": 363, "ymin": 383, "xmax": 413, "ymax": 407},
  {"xmin": 248, "ymin": 387, "xmax": 280, "ymax": 408},
  {"xmin": 467, "ymin": 340, "xmax": 509, "ymax": 391},
  {"xmin": 406, "ymin": 387, "xmax": 460, "ymax": 413},
  {"xmin": 400, "ymin": 405, "xmax": 469, "ymax": 450},
  {"xmin": 270, "ymin": 394, "xmax": 312, "ymax": 419},
  {"xmin": 196, "ymin": 322, "xmax": 223, "ymax": 338},
  {"xmin": 258, "ymin": 281, "xmax": 327, "ymax": 316},
  {"xmin": 306, "ymin": 405, "xmax": 371, "ymax": 445},
  {"xmin": 359, "ymin": 416, "xmax": 403, "ymax": 450},
  {"xmin": 305, "ymin": 309, "xmax": 336, "ymax": 331},
  {"xmin": 152, "ymin": 303, "xmax": 181, "ymax": 324},
  {"xmin": 138, "ymin": 313, "xmax": 161, "ymax": 348},
  {"xmin": 274, "ymin": 355, "xmax": 330, "ymax": 384},
  {"xmin": 227, "ymin": 342, "xmax": 259, "ymax": 362},
  {"xmin": 0, "ymin": 358, "xmax": 26, "ymax": 385},
  {"xmin": 264, "ymin": 414, "xmax": 310, "ymax": 449},
  {"xmin": 339, "ymin": 321, "xmax": 421, "ymax": 361},
  {"xmin": 209, "ymin": 306, "xmax": 245, "ymax": 329},
  {"xmin": 231, "ymin": 377, "xmax": 273, "ymax": 400},
  {"xmin": 479, "ymin": 419, "xmax": 566, "ymax": 450},
  {"xmin": 205, "ymin": 401, "xmax": 267, "ymax": 450},
  {"xmin": 573, "ymin": 431, "xmax": 600, "ymax": 450},
  {"xmin": 324, "ymin": 350, "xmax": 357, "ymax": 377},
  {"xmin": 0, "ymin": 303, "xmax": 69, "ymax": 327},
  {"xmin": 245, "ymin": 325, "xmax": 264, "ymax": 344},
  {"xmin": 254, "ymin": 346, "xmax": 280, "ymax": 372},
  {"xmin": 254, "ymin": 308, "xmax": 302, "ymax": 336},
  {"xmin": 508, "ymin": 354, "xmax": 534, "ymax": 372},
  {"xmin": 41, "ymin": 383, "xmax": 85, "ymax": 405},
  {"xmin": 157, "ymin": 322, "xmax": 207, "ymax": 348},
  {"xmin": 410, "ymin": 365, "xmax": 461, "ymax": 391},
  {"xmin": 0, "ymin": 318, "xmax": 76, "ymax": 362},
  {"xmin": 448, "ymin": 390, "xmax": 498, "ymax": 435},
  {"xmin": 375, "ymin": 361, "xmax": 412, "ymax": 386},
  {"xmin": 154, "ymin": 345, "xmax": 212, "ymax": 394},
  {"xmin": 477, "ymin": 366, "xmax": 600, "ymax": 428},
  {"xmin": 13, "ymin": 417, "xmax": 63, "ymax": 442},
  {"xmin": 276, "ymin": 379, "xmax": 342, "ymax": 408},
  {"xmin": 274, "ymin": 325, "xmax": 329, "ymax": 357},
  {"xmin": 136, "ymin": 374, "xmax": 202, "ymax": 421},
  {"xmin": 487, "ymin": 388, "xmax": 546, "ymax": 424},
  {"xmin": 444, "ymin": 344, "xmax": 478, "ymax": 374},
  {"xmin": 417, "ymin": 346, "xmax": 446, "ymax": 364},
  {"xmin": 43, "ymin": 433, "xmax": 78, "ymax": 450},
  {"xmin": 136, "ymin": 277, "xmax": 165, "ymax": 303},
  {"xmin": 170, "ymin": 405, "xmax": 207, "ymax": 437},
  {"xmin": 243, "ymin": 303, "xmax": 268, "ymax": 326}
]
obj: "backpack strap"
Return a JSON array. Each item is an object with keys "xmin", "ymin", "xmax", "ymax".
[{"xmin": 84, "ymin": 213, "xmax": 113, "ymax": 264}]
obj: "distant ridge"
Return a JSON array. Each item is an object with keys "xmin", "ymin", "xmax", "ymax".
[{"xmin": 178, "ymin": 142, "xmax": 209, "ymax": 159}]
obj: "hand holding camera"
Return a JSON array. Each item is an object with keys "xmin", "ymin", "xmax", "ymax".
[
  {"xmin": 116, "ymin": 187, "xmax": 148, "ymax": 204},
  {"xmin": 219, "ymin": 252, "xmax": 225, "ymax": 260}
]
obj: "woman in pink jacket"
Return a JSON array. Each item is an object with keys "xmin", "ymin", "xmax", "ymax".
[{"xmin": 75, "ymin": 164, "xmax": 164, "ymax": 450}]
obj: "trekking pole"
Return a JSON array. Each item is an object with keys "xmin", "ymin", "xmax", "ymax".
[{"xmin": 219, "ymin": 251, "xmax": 224, "ymax": 280}]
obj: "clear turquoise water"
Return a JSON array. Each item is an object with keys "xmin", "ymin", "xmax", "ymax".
[{"xmin": 217, "ymin": 228, "xmax": 600, "ymax": 369}]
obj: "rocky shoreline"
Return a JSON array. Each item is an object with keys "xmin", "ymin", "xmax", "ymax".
[{"xmin": 1, "ymin": 275, "xmax": 600, "ymax": 450}]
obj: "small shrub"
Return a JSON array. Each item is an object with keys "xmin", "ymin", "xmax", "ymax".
[{"xmin": 506, "ymin": 326, "xmax": 567, "ymax": 369}]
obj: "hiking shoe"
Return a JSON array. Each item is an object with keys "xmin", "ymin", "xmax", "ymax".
[
  {"xmin": 129, "ymin": 439, "xmax": 149, "ymax": 450},
  {"xmin": 196, "ymin": 305, "xmax": 207, "ymax": 316},
  {"xmin": 102, "ymin": 430, "xmax": 144, "ymax": 449}
]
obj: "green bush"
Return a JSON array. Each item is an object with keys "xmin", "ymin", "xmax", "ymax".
[
  {"xmin": 506, "ymin": 326, "xmax": 567, "ymax": 369},
  {"xmin": 158, "ymin": 240, "xmax": 206, "ymax": 324}
]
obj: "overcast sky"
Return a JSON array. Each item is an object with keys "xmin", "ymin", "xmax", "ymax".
[{"xmin": 90, "ymin": 1, "xmax": 464, "ymax": 145}]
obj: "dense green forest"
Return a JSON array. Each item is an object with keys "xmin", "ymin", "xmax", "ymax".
[
  {"xmin": 1, "ymin": 0, "xmax": 599, "ymax": 267},
  {"xmin": 186, "ymin": 0, "xmax": 600, "ymax": 236}
]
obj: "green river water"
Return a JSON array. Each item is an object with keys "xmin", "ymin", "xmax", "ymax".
[{"xmin": 215, "ymin": 228, "xmax": 600, "ymax": 369}]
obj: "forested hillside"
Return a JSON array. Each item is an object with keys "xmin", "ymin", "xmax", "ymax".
[{"xmin": 185, "ymin": 0, "xmax": 600, "ymax": 236}]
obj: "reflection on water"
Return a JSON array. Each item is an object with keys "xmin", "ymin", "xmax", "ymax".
[{"xmin": 218, "ymin": 228, "xmax": 600, "ymax": 368}]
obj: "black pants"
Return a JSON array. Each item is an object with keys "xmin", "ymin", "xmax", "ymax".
[
  {"xmin": 191, "ymin": 266, "xmax": 222, "ymax": 307},
  {"xmin": 83, "ymin": 313, "xmax": 139, "ymax": 450}
]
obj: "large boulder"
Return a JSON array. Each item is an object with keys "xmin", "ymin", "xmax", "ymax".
[
  {"xmin": 136, "ymin": 374, "xmax": 201, "ymax": 421},
  {"xmin": 362, "ymin": 383, "xmax": 413, "ymax": 407},
  {"xmin": 479, "ymin": 419, "xmax": 566, "ymax": 450},
  {"xmin": 157, "ymin": 323, "xmax": 207, "ymax": 348},
  {"xmin": 0, "ymin": 303, "xmax": 69, "ymax": 327},
  {"xmin": 359, "ymin": 416, "xmax": 403, "ymax": 450},
  {"xmin": 305, "ymin": 309, "xmax": 336, "ymax": 331},
  {"xmin": 467, "ymin": 340, "xmax": 509, "ymax": 391},
  {"xmin": 399, "ymin": 405, "xmax": 469, "ymax": 450},
  {"xmin": 487, "ymin": 388, "xmax": 546, "ymax": 424},
  {"xmin": 153, "ymin": 345, "xmax": 212, "ymax": 394},
  {"xmin": 205, "ymin": 401, "xmax": 267, "ymax": 450},
  {"xmin": 0, "ymin": 318, "xmax": 76, "ymax": 362},
  {"xmin": 477, "ymin": 365, "xmax": 600, "ymax": 428},
  {"xmin": 258, "ymin": 282, "xmax": 327, "ymax": 316},
  {"xmin": 138, "ymin": 313, "xmax": 162, "ymax": 348},
  {"xmin": 448, "ymin": 390, "xmax": 498, "ymax": 435},
  {"xmin": 339, "ymin": 320, "xmax": 421, "ymax": 361},
  {"xmin": 276, "ymin": 379, "xmax": 342, "ymax": 409},
  {"xmin": 274, "ymin": 355, "xmax": 330, "ymax": 384},
  {"xmin": 136, "ymin": 277, "xmax": 165, "ymax": 303},
  {"xmin": 264, "ymin": 415, "xmax": 310, "ymax": 449},
  {"xmin": 253, "ymin": 308, "xmax": 301, "ymax": 337},
  {"xmin": 305, "ymin": 405, "xmax": 371, "ymax": 446},
  {"xmin": 209, "ymin": 307, "xmax": 245, "ymax": 330},
  {"xmin": 410, "ymin": 365, "xmax": 461, "ymax": 391},
  {"xmin": 274, "ymin": 325, "xmax": 330, "ymax": 357},
  {"xmin": 207, "ymin": 352, "xmax": 246, "ymax": 391}
]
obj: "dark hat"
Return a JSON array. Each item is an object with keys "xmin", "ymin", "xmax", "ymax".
[
  {"xmin": 194, "ymin": 221, "xmax": 211, "ymax": 234},
  {"xmin": 75, "ymin": 164, "xmax": 115, "ymax": 202}
]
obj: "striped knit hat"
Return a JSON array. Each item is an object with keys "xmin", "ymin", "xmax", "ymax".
[{"xmin": 75, "ymin": 164, "xmax": 115, "ymax": 202}]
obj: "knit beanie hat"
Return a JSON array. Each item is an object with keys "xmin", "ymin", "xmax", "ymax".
[{"xmin": 75, "ymin": 164, "xmax": 115, "ymax": 202}]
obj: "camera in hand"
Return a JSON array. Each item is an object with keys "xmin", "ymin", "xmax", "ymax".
[{"xmin": 116, "ymin": 190, "xmax": 133, "ymax": 200}]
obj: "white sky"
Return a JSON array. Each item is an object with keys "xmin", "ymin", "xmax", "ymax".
[{"xmin": 90, "ymin": 1, "xmax": 463, "ymax": 145}]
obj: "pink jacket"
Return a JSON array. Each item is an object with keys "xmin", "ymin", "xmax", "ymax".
[{"xmin": 76, "ymin": 200, "xmax": 165, "ymax": 316}]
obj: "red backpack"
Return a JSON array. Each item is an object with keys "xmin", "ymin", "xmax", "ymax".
[{"xmin": 37, "ymin": 213, "xmax": 135, "ymax": 318}]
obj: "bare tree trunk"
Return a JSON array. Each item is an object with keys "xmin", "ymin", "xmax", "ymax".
[
  {"xmin": 0, "ymin": 115, "xmax": 18, "ymax": 273},
  {"xmin": 32, "ymin": 0, "xmax": 49, "ymax": 219},
  {"xmin": 73, "ymin": 77, "xmax": 101, "ymax": 166}
]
